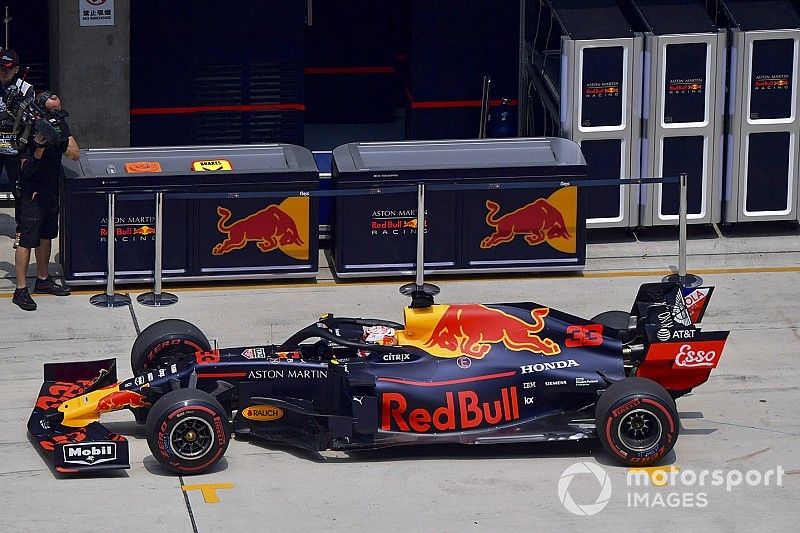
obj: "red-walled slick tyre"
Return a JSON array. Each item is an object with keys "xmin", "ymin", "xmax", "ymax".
[
  {"xmin": 145, "ymin": 389, "xmax": 231, "ymax": 474},
  {"xmin": 131, "ymin": 319, "xmax": 211, "ymax": 375},
  {"xmin": 595, "ymin": 377, "xmax": 679, "ymax": 466}
]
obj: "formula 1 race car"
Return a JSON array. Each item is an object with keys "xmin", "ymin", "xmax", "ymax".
[{"xmin": 28, "ymin": 282, "xmax": 728, "ymax": 475}]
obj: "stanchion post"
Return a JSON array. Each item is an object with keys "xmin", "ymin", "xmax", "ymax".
[
  {"xmin": 90, "ymin": 192, "xmax": 131, "ymax": 307},
  {"xmin": 479, "ymin": 76, "xmax": 491, "ymax": 138},
  {"xmin": 415, "ymin": 183, "xmax": 425, "ymax": 287},
  {"xmin": 400, "ymin": 183, "xmax": 439, "ymax": 307},
  {"xmin": 663, "ymin": 173, "xmax": 703, "ymax": 288},
  {"xmin": 138, "ymin": 191, "xmax": 178, "ymax": 307},
  {"xmin": 678, "ymin": 172, "xmax": 688, "ymax": 281}
]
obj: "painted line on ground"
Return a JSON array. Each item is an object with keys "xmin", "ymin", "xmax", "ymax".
[
  {"xmin": 2, "ymin": 265, "xmax": 799, "ymax": 299},
  {"xmin": 182, "ymin": 483, "xmax": 235, "ymax": 504}
]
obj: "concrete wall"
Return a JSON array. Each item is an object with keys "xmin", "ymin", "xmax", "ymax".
[{"xmin": 49, "ymin": 0, "xmax": 130, "ymax": 148}]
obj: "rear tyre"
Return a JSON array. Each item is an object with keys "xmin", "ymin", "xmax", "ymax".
[
  {"xmin": 145, "ymin": 388, "xmax": 230, "ymax": 474},
  {"xmin": 131, "ymin": 319, "xmax": 210, "ymax": 375},
  {"xmin": 595, "ymin": 378, "xmax": 679, "ymax": 466},
  {"xmin": 669, "ymin": 389, "xmax": 692, "ymax": 400}
]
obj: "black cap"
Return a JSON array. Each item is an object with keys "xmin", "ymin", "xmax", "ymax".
[{"xmin": 0, "ymin": 49, "xmax": 18, "ymax": 69}]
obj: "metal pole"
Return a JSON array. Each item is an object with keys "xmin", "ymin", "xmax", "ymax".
[
  {"xmin": 399, "ymin": 182, "xmax": 439, "ymax": 307},
  {"xmin": 677, "ymin": 172, "xmax": 688, "ymax": 281},
  {"xmin": 90, "ymin": 193, "xmax": 130, "ymax": 307},
  {"xmin": 138, "ymin": 192, "xmax": 177, "ymax": 306},
  {"xmin": 5, "ymin": 7, "xmax": 10, "ymax": 50},
  {"xmin": 479, "ymin": 76, "xmax": 491, "ymax": 138},
  {"xmin": 415, "ymin": 183, "xmax": 425, "ymax": 287},
  {"xmin": 154, "ymin": 192, "xmax": 164, "ymax": 294},
  {"xmin": 105, "ymin": 193, "xmax": 115, "ymax": 296},
  {"xmin": 663, "ymin": 173, "xmax": 703, "ymax": 288}
]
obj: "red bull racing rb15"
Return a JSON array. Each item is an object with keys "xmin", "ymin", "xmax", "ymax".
[{"xmin": 28, "ymin": 281, "xmax": 727, "ymax": 475}]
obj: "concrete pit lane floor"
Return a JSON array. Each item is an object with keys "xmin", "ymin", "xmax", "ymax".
[{"xmin": 0, "ymin": 208, "xmax": 798, "ymax": 532}]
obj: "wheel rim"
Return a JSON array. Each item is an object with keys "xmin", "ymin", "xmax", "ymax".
[
  {"xmin": 169, "ymin": 416, "xmax": 214, "ymax": 460},
  {"xmin": 617, "ymin": 408, "xmax": 662, "ymax": 452}
]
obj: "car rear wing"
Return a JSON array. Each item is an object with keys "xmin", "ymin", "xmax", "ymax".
[
  {"xmin": 630, "ymin": 282, "xmax": 729, "ymax": 394},
  {"xmin": 631, "ymin": 282, "xmax": 714, "ymax": 329}
]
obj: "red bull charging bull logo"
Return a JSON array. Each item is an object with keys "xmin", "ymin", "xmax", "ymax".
[
  {"xmin": 133, "ymin": 226, "xmax": 156, "ymax": 236},
  {"xmin": 396, "ymin": 304, "xmax": 560, "ymax": 359},
  {"xmin": 480, "ymin": 187, "xmax": 577, "ymax": 254},
  {"xmin": 212, "ymin": 197, "xmax": 309, "ymax": 260},
  {"xmin": 95, "ymin": 389, "xmax": 149, "ymax": 414}
]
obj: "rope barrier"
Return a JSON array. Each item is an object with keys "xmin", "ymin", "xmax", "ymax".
[
  {"xmin": 90, "ymin": 175, "xmax": 681, "ymax": 307},
  {"xmin": 108, "ymin": 176, "xmax": 679, "ymax": 202}
]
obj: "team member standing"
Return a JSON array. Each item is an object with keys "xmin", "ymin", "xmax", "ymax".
[
  {"xmin": 12, "ymin": 92, "xmax": 76, "ymax": 311},
  {"xmin": 0, "ymin": 49, "xmax": 33, "ymax": 248}
]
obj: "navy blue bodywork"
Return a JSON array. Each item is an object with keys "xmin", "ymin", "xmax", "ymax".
[
  {"xmin": 28, "ymin": 302, "xmax": 628, "ymax": 472},
  {"xmin": 139, "ymin": 303, "xmax": 623, "ymax": 450}
]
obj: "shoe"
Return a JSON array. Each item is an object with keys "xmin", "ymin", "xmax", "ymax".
[
  {"xmin": 12, "ymin": 287, "xmax": 37, "ymax": 311},
  {"xmin": 12, "ymin": 233, "xmax": 20, "ymax": 249},
  {"xmin": 34, "ymin": 276, "xmax": 71, "ymax": 296}
]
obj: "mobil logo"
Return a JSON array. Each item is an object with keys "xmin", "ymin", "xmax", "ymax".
[
  {"xmin": 63, "ymin": 442, "xmax": 117, "ymax": 465},
  {"xmin": 398, "ymin": 304, "xmax": 560, "ymax": 359},
  {"xmin": 480, "ymin": 187, "xmax": 577, "ymax": 253},
  {"xmin": 211, "ymin": 197, "xmax": 309, "ymax": 260}
]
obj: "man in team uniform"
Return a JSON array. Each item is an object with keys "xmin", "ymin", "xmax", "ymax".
[{"xmin": 12, "ymin": 91, "xmax": 75, "ymax": 311}]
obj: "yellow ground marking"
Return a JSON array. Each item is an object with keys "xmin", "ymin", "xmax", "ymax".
[
  {"xmin": 181, "ymin": 482, "xmax": 235, "ymax": 503},
  {"xmin": 628, "ymin": 466, "xmax": 681, "ymax": 486},
  {"xmin": 4, "ymin": 265, "xmax": 799, "ymax": 299}
]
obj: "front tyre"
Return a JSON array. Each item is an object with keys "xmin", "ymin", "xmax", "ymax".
[
  {"xmin": 145, "ymin": 389, "xmax": 231, "ymax": 474},
  {"xmin": 131, "ymin": 319, "xmax": 211, "ymax": 375},
  {"xmin": 595, "ymin": 377, "xmax": 679, "ymax": 466}
]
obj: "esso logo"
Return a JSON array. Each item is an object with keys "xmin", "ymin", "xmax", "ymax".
[{"xmin": 674, "ymin": 344, "xmax": 716, "ymax": 368}]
